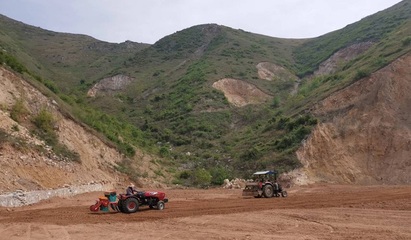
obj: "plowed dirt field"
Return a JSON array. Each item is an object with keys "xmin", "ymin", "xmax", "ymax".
[{"xmin": 1, "ymin": 184, "xmax": 410, "ymax": 239}]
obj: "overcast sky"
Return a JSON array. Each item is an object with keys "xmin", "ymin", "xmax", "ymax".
[{"xmin": 0, "ymin": 0, "xmax": 403, "ymax": 44}]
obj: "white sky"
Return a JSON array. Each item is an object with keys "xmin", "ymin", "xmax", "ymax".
[{"xmin": 0, "ymin": 0, "xmax": 403, "ymax": 44}]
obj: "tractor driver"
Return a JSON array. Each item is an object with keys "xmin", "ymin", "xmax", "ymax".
[{"xmin": 126, "ymin": 183, "xmax": 138, "ymax": 196}]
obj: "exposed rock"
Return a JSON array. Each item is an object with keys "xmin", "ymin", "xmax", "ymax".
[
  {"xmin": 87, "ymin": 74, "xmax": 134, "ymax": 97},
  {"xmin": 221, "ymin": 178, "xmax": 246, "ymax": 189},
  {"xmin": 256, "ymin": 62, "xmax": 298, "ymax": 82},
  {"xmin": 212, "ymin": 78, "xmax": 272, "ymax": 107},
  {"xmin": 314, "ymin": 42, "xmax": 374, "ymax": 76}
]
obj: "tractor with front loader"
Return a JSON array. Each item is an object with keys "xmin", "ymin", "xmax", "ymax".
[{"xmin": 242, "ymin": 170, "xmax": 287, "ymax": 198}]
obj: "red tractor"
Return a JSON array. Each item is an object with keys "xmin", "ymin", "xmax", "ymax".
[
  {"xmin": 242, "ymin": 170, "xmax": 288, "ymax": 198},
  {"xmin": 90, "ymin": 190, "xmax": 168, "ymax": 213}
]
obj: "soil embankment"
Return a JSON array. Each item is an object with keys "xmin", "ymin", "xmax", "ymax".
[{"xmin": 297, "ymin": 53, "xmax": 411, "ymax": 184}]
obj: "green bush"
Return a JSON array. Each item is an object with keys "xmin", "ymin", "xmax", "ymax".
[
  {"xmin": 192, "ymin": 168, "xmax": 212, "ymax": 187},
  {"xmin": 210, "ymin": 167, "xmax": 231, "ymax": 185},
  {"xmin": 10, "ymin": 99, "xmax": 28, "ymax": 123},
  {"xmin": 159, "ymin": 146, "xmax": 170, "ymax": 157},
  {"xmin": 32, "ymin": 108, "xmax": 56, "ymax": 143},
  {"xmin": 0, "ymin": 51, "xmax": 27, "ymax": 73},
  {"xmin": 179, "ymin": 170, "xmax": 191, "ymax": 179},
  {"xmin": 402, "ymin": 37, "xmax": 411, "ymax": 46},
  {"xmin": 32, "ymin": 108, "xmax": 81, "ymax": 162},
  {"xmin": 354, "ymin": 69, "xmax": 370, "ymax": 80}
]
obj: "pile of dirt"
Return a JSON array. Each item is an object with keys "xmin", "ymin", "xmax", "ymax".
[{"xmin": 297, "ymin": 53, "xmax": 411, "ymax": 184}]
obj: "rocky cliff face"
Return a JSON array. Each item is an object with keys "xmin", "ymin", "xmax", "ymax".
[{"xmin": 297, "ymin": 53, "xmax": 411, "ymax": 184}]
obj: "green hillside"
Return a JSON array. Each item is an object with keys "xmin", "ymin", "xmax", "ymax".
[{"xmin": 1, "ymin": 0, "xmax": 410, "ymax": 185}]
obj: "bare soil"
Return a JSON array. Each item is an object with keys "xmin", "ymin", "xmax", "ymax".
[
  {"xmin": 298, "ymin": 53, "xmax": 411, "ymax": 185},
  {"xmin": 212, "ymin": 78, "xmax": 272, "ymax": 107},
  {"xmin": 1, "ymin": 184, "xmax": 410, "ymax": 239}
]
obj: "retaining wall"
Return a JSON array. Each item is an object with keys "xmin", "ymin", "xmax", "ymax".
[{"xmin": 0, "ymin": 183, "xmax": 113, "ymax": 207}]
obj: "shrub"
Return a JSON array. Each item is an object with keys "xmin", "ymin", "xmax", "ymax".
[
  {"xmin": 402, "ymin": 37, "xmax": 411, "ymax": 46},
  {"xmin": 192, "ymin": 168, "xmax": 212, "ymax": 187},
  {"xmin": 0, "ymin": 51, "xmax": 27, "ymax": 73},
  {"xmin": 354, "ymin": 69, "xmax": 370, "ymax": 80},
  {"xmin": 10, "ymin": 99, "xmax": 28, "ymax": 122},
  {"xmin": 33, "ymin": 108, "xmax": 56, "ymax": 145},
  {"xmin": 159, "ymin": 146, "xmax": 170, "ymax": 157},
  {"xmin": 32, "ymin": 108, "xmax": 81, "ymax": 162},
  {"xmin": 210, "ymin": 167, "xmax": 231, "ymax": 185},
  {"xmin": 179, "ymin": 170, "xmax": 191, "ymax": 179}
]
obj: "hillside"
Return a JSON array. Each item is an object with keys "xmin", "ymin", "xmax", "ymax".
[
  {"xmin": 0, "ymin": 66, "xmax": 171, "ymax": 194},
  {"xmin": 0, "ymin": 0, "xmax": 411, "ymax": 190},
  {"xmin": 0, "ymin": 14, "xmax": 150, "ymax": 91},
  {"xmin": 297, "ymin": 52, "xmax": 411, "ymax": 184}
]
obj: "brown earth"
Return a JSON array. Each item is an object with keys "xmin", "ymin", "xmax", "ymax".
[
  {"xmin": 1, "ymin": 184, "xmax": 410, "ymax": 239},
  {"xmin": 297, "ymin": 52, "xmax": 411, "ymax": 185},
  {"xmin": 212, "ymin": 78, "xmax": 272, "ymax": 107},
  {"xmin": 0, "ymin": 67, "xmax": 169, "ymax": 193},
  {"xmin": 256, "ymin": 62, "xmax": 298, "ymax": 82}
]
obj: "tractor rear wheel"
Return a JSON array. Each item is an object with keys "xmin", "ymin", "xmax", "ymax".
[
  {"xmin": 157, "ymin": 201, "xmax": 165, "ymax": 210},
  {"xmin": 123, "ymin": 198, "xmax": 139, "ymax": 213},
  {"xmin": 263, "ymin": 185, "xmax": 274, "ymax": 198},
  {"xmin": 117, "ymin": 199, "xmax": 126, "ymax": 213}
]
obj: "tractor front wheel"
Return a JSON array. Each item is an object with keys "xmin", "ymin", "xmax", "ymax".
[
  {"xmin": 123, "ymin": 198, "xmax": 139, "ymax": 213},
  {"xmin": 157, "ymin": 201, "xmax": 165, "ymax": 210}
]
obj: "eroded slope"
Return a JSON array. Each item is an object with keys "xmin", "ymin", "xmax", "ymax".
[
  {"xmin": 297, "ymin": 53, "xmax": 411, "ymax": 184},
  {"xmin": 0, "ymin": 67, "xmax": 125, "ymax": 192}
]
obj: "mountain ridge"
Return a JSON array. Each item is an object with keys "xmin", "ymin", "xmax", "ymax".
[{"xmin": 0, "ymin": 0, "xmax": 410, "ymax": 189}]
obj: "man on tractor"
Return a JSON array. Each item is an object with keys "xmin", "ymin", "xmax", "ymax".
[{"xmin": 126, "ymin": 183, "xmax": 138, "ymax": 196}]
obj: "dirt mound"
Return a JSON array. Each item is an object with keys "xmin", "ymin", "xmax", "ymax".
[
  {"xmin": 212, "ymin": 78, "xmax": 272, "ymax": 107},
  {"xmin": 297, "ymin": 53, "xmax": 411, "ymax": 184}
]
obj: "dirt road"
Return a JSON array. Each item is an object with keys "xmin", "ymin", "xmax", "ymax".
[{"xmin": 0, "ymin": 184, "xmax": 410, "ymax": 239}]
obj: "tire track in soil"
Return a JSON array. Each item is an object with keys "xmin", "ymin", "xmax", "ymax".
[{"xmin": 0, "ymin": 185, "xmax": 410, "ymax": 226}]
